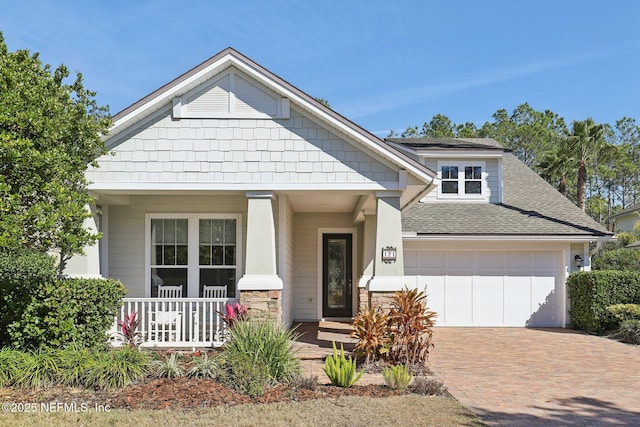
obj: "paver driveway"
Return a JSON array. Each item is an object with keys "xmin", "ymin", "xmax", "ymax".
[{"xmin": 430, "ymin": 328, "xmax": 640, "ymax": 426}]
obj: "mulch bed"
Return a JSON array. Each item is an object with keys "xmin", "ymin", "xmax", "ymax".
[{"xmin": 0, "ymin": 378, "xmax": 409, "ymax": 411}]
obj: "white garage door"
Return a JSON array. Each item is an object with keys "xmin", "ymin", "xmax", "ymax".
[{"xmin": 404, "ymin": 250, "xmax": 563, "ymax": 327}]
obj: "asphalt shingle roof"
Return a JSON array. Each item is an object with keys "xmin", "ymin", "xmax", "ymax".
[
  {"xmin": 396, "ymin": 139, "xmax": 611, "ymax": 237},
  {"xmin": 611, "ymin": 202, "xmax": 640, "ymax": 218}
]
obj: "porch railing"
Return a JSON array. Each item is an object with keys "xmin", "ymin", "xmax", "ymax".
[{"xmin": 109, "ymin": 297, "xmax": 239, "ymax": 348}]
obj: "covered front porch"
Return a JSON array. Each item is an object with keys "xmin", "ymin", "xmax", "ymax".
[{"xmin": 109, "ymin": 296, "xmax": 239, "ymax": 348}]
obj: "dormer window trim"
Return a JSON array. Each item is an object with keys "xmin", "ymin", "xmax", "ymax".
[{"xmin": 437, "ymin": 160, "xmax": 488, "ymax": 200}]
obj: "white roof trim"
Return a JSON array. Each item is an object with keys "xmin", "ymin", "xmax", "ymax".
[
  {"xmin": 88, "ymin": 181, "xmax": 404, "ymax": 192},
  {"xmin": 402, "ymin": 233, "xmax": 610, "ymax": 242}
]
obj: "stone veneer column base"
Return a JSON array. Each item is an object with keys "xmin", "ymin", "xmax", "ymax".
[
  {"xmin": 240, "ymin": 290, "xmax": 283, "ymax": 321},
  {"xmin": 368, "ymin": 291, "xmax": 396, "ymax": 312},
  {"xmin": 358, "ymin": 287, "xmax": 370, "ymax": 312}
]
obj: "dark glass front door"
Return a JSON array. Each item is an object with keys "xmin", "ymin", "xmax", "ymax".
[{"xmin": 322, "ymin": 234, "xmax": 353, "ymax": 318}]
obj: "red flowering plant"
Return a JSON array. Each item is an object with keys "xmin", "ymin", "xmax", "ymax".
[
  {"xmin": 116, "ymin": 311, "xmax": 143, "ymax": 348},
  {"xmin": 216, "ymin": 302, "xmax": 250, "ymax": 329}
]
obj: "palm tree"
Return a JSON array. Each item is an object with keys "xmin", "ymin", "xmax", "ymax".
[
  {"xmin": 538, "ymin": 143, "xmax": 574, "ymax": 197},
  {"xmin": 566, "ymin": 118, "xmax": 608, "ymax": 211}
]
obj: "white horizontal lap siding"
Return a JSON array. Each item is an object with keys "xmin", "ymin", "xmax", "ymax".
[
  {"xmin": 107, "ymin": 195, "xmax": 248, "ymax": 297},
  {"xmin": 404, "ymin": 248, "xmax": 563, "ymax": 327}
]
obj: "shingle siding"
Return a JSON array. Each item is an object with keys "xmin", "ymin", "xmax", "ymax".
[{"xmin": 88, "ymin": 108, "xmax": 397, "ymax": 186}]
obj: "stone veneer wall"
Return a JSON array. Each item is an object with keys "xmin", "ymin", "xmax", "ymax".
[
  {"xmin": 358, "ymin": 289, "xmax": 397, "ymax": 312},
  {"xmin": 240, "ymin": 290, "xmax": 282, "ymax": 321}
]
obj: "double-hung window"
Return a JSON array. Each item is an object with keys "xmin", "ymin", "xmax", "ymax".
[
  {"xmin": 437, "ymin": 161, "xmax": 486, "ymax": 199},
  {"xmin": 147, "ymin": 214, "xmax": 242, "ymax": 298}
]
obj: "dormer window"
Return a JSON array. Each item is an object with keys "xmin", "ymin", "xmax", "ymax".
[
  {"xmin": 438, "ymin": 161, "xmax": 487, "ymax": 200},
  {"xmin": 465, "ymin": 166, "xmax": 482, "ymax": 194}
]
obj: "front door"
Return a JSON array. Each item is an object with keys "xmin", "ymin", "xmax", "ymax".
[{"xmin": 322, "ymin": 234, "xmax": 353, "ymax": 318}]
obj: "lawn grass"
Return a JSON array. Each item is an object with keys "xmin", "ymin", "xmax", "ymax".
[{"xmin": 0, "ymin": 395, "xmax": 482, "ymax": 426}]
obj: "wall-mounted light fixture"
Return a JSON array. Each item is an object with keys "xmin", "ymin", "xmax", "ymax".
[{"xmin": 574, "ymin": 254, "xmax": 584, "ymax": 268}]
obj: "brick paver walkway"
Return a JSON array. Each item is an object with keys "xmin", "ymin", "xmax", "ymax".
[{"xmin": 430, "ymin": 328, "xmax": 640, "ymax": 426}]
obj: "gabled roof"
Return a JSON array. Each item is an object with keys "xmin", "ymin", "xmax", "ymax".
[
  {"xmin": 106, "ymin": 47, "xmax": 436, "ymax": 186},
  {"xmin": 386, "ymin": 137, "xmax": 508, "ymax": 151},
  {"xmin": 396, "ymin": 138, "xmax": 611, "ymax": 238},
  {"xmin": 611, "ymin": 202, "xmax": 640, "ymax": 218}
]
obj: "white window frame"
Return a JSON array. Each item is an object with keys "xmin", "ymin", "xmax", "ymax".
[
  {"xmin": 145, "ymin": 213, "xmax": 243, "ymax": 298},
  {"xmin": 437, "ymin": 161, "xmax": 488, "ymax": 200}
]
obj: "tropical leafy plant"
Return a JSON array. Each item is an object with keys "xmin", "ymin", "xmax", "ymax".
[
  {"xmin": 151, "ymin": 352, "xmax": 184, "ymax": 379},
  {"xmin": 387, "ymin": 287, "xmax": 437, "ymax": 366},
  {"xmin": 117, "ymin": 311, "xmax": 143, "ymax": 348},
  {"xmin": 383, "ymin": 364, "xmax": 413, "ymax": 390},
  {"xmin": 323, "ymin": 341, "xmax": 363, "ymax": 388},
  {"xmin": 217, "ymin": 302, "xmax": 250, "ymax": 329},
  {"xmin": 351, "ymin": 307, "xmax": 390, "ymax": 365},
  {"xmin": 187, "ymin": 353, "xmax": 217, "ymax": 379}
]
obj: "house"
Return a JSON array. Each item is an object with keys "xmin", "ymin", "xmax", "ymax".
[
  {"xmin": 610, "ymin": 203, "xmax": 640, "ymax": 233},
  {"xmin": 64, "ymin": 48, "xmax": 611, "ymax": 344}
]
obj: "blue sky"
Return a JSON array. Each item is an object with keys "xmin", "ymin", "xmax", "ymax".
[{"xmin": 1, "ymin": 1, "xmax": 638, "ymax": 136}]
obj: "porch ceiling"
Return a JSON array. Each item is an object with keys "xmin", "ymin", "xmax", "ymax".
[{"xmin": 287, "ymin": 193, "xmax": 363, "ymax": 213}]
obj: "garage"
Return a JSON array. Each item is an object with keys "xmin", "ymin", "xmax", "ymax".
[{"xmin": 404, "ymin": 249, "xmax": 565, "ymax": 327}]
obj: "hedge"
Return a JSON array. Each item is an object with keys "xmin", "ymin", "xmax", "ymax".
[
  {"xmin": 592, "ymin": 248, "xmax": 640, "ymax": 271},
  {"xmin": 0, "ymin": 251, "xmax": 57, "ymax": 345},
  {"xmin": 1, "ymin": 251, "xmax": 127, "ymax": 350},
  {"xmin": 568, "ymin": 270, "xmax": 640, "ymax": 333}
]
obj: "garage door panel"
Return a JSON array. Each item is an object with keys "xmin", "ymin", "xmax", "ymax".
[
  {"xmin": 534, "ymin": 252, "xmax": 559, "ymax": 268},
  {"xmin": 507, "ymin": 252, "xmax": 531, "ymax": 269},
  {"xmin": 448, "ymin": 252, "xmax": 474, "ymax": 268},
  {"xmin": 473, "ymin": 276, "xmax": 504, "ymax": 324},
  {"xmin": 423, "ymin": 276, "xmax": 445, "ymax": 325},
  {"xmin": 504, "ymin": 276, "xmax": 532, "ymax": 325},
  {"xmin": 529, "ymin": 276, "xmax": 560, "ymax": 326},
  {"xmin": 404, "ymin": 250, "xmax": 563, "ymax": 327},
  {"xmin": 420, "ymin": 252, "xmax": 445, "ymax": 268},
  {"xmin": 478, "ymin": 252, "xmax": 505, "ymax": 268},
  {"xmin": 445, "ymin": 276, "xmax": 473, "ymax": 325}
]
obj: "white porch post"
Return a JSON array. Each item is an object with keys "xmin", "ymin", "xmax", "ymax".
[
  {"xmin": 368, "ymin": 191, "xmax": 406, "ymax": 291},
  {"xmin": 237, "ymin": 191, "xmax": 283, "ymax": 320},
  {"xmin": 62, "ymin": 204, "xmax": 103, "ymax": 279}
]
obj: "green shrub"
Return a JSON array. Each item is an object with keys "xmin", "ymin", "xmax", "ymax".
[
  {"xmin": 614, "ymin": 232, "xmax": 639, "ymax": 247},
  {"xmin": 0, "ymin": 348, "xmax": 27, "ymax": 387},
  {"xmin": 85, "ymin": 347, "xmax": 150, "ymax": 390},
  {"xmin": 615, "ymin": 319, "xmax": 640, "ymax": 344},
  {"xmin": 223, "ymin": 320, "xmax": 300, "ymax": 391},
  {"xmin": 592, "ymin": 248, "xmax": 640, "ymax": 271},
  {"xmin": 607, "ymin": 304, "xmax": 640, "ymax": 322},
  {"xmin": 568, "ymin": 271, "xmax": 640, "ymax": 333},
  {"xmin": 222, "ymin": 353, "xmax": 271, "ymax": 397},
  {"xmin": 151, "ymin": 353, "xmax": 184, "ymax": 379},
  {"xmin": 383, "ymin": 364, "xmax": 413, "ymax": 390},
  {"xmin": 409, "ymin": 376, "xmax": 448, "ymax": 396},
  {"xmin": 7, "ymin": 277, "xmax": 127, "ymax": 350},
  {"xmin": 187, "ymin": 353, "xmax": 217, "ymax": 379},
  {"xmin": 323, "ymin": 341, "xmax": 363, "ymax": 388},
  {"xmin": 11, "ymin": 348, "xmax": 61, "ymax": 389},
  {"xmin": 0, "ymin": 251, "xmax": 57, "ymax": 345},
  {"xmin": 57, "ymin": 345, "xmax": 94, "ymax": 387}
]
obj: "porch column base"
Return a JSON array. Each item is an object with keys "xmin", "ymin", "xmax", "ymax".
[
  {"xmin": 367, "ymin": 275, "xmax": 408, "ymax": 292},
  {"xmin": 237, "ymin": 274, "xmax": 283, "ymax": 291},
  {"xmin": 239, "ymin": 289, "xmax": 283, "ymax": 322}
]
